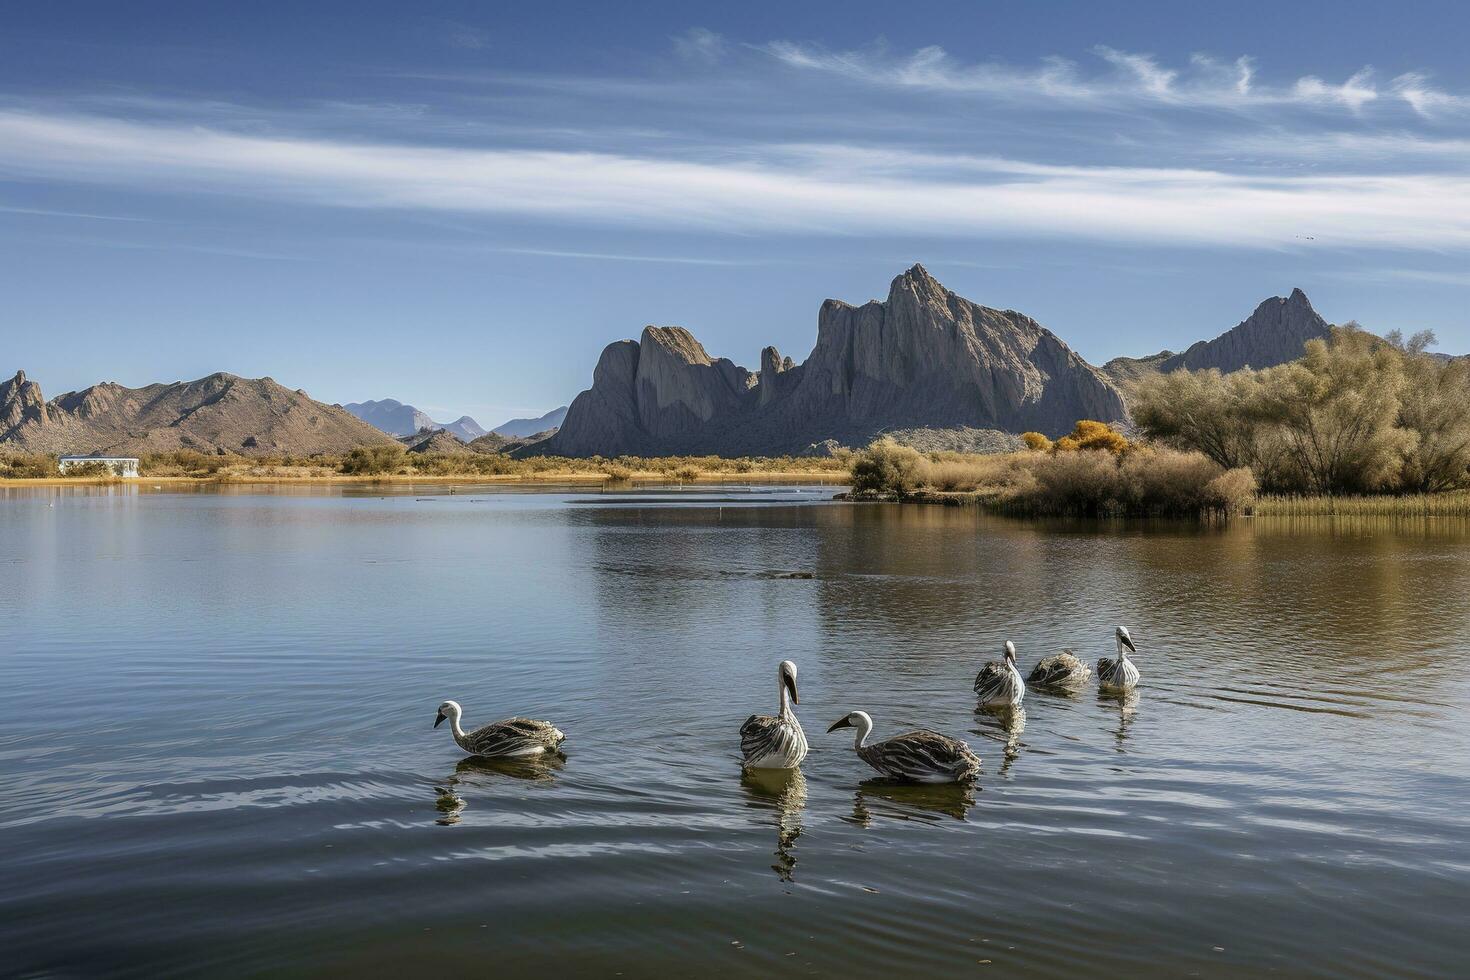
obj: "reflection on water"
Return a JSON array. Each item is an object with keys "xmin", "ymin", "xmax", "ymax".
[
  {"xmin": 1099, "ymin": 690, "xmax": 1141, "ymax": 752},
  {"xmin": 974, "ymin": 704, "xmax": 1026, "ymax": 774},
  {"xmin": 739, "ymin": 767, "xmax": 807, "ymax": 881},
  {"xmin": 849, "ymin": 779, "xmax": 977, "ymax": 825},
  {"xmin": 434, "ymin": 755, "xmax": 565, "ymax": 826},
  {"xmin": 2, "ymin": 486, "xmax": 1469, "ymax": 976}
]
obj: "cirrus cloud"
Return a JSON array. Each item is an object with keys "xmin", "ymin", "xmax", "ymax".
[{"xmin": 2, "ymin": 108, "xmax": 1469, "ymax": 250}]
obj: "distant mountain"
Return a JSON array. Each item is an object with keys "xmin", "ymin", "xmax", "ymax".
[
  {"xmin": 398, "ymin": 427, "xmax": 473, "ymax": 455},
  {"xmin": 531, "ymin": 265, "xmax": 1126, "ymax": 457},
  {"xmin": 1, "ymin": 370, "xmax": 396, "ymax": 456},
  {"xmin": 1161, "ymin": 288, "xmax": 1332, "ymax": 374},
  {"xmin": 493, "ymin": 406, "xmax": 567, "ymax": 438},
  {"xmin": 344, "ymin": 398, "xmax": 486, "ymax": 441},
  {"xmin": 343, "ymin": 398, "xmax": 434, "ymax": 436},
  {"xmin": 438, "ymin": 416, "xmax": 488, "ymax": 441},
  {"xmin": 1104, "ymin": 289, "xmax": 1332, "ymax": 388}
]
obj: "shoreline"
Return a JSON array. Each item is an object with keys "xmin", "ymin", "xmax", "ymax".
[
  {"xmin": 0, "ymin": 470, "xmax": 847, "ymax": 489},
  {"xmin": 836, "ymin": 488, "xmax": 1470, "ymax": 518}
]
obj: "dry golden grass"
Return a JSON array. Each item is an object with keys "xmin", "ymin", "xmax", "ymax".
[
  {"xmin": 1249, "ymin": 492, "xmax": 1470, "ymax": 517},
  {"xmin": 847, "ymin": 438, "xmax": 1255, "ymax": 518}
]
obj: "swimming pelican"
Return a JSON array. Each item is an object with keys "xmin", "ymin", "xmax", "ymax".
[
  {"xmin": 973, "ymin": 641, "xmax": 1025, "ymax": 707},
  {"xmin": 1027, "ymin": 649, "xmax": 1092, "ymax": 689},
  {"xmin": 739, "ymin": 660, "xmax": 808, "ymax": 769},
  {"xmin": 827, "ymin": 710, "xmax": 980, "ymax": 783},
  {"xmin": 1097, "ymin": 626, "xmax": 1141, "ymax": 692},
  {"xmin": 433, "ymin": 700, "xmax": 565, "ymax": 758}
]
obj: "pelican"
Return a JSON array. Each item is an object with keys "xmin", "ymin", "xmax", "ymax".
[
  {"xmin": 1098, "ymin": 626, "xmax": 1141, "ymax": 692},
  {"xmin": 739, "ymin": 660, "xmax": 808, "ymax": 769},
  {"xmin": 433, "ymin": 700, "xmax": 565, "ymax": 758},
  {"xmin": 974, "ymin": 641, "xmax": 1025, "ymax": 707},
  {"xmin": 1027, "ymin": 649, "xmax": 1092, "ymax": 689},
  {"xmin": 827, "ymin": 710, "xmax": 980, "ymax": 783}
]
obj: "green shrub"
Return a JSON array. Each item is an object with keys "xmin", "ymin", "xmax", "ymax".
[
  {"xmin": 340, "ymin": 445, "xmax": 407, "ymax": 475},
  {"xmin": 850, "ymin": 438, "xmax": 927, "ymax": 495}
]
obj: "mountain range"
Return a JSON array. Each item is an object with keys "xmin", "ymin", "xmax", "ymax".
[
  {"xmin": 0, "ymin": 371, "xmax": 394, "ymax": 456},
  {"xmin": 533, "ymin": 266, "xmax": 1343, "ymax": 458},
  {"xmin": 0, "ymin": 267, "xmax": 1368, "ymax": 462},
  {"xmin": 342, "ymin": 399, "xmax": 488, "ymax": 441}
]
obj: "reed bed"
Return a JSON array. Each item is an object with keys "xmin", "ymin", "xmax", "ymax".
[{"xmin": 1249, "ymin": 493, "xmax": 1470, "ymax": 517}]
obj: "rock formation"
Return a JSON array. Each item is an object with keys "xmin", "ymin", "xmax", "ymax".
[
  {"xmin": 1159, "ymin": 288, "xmax": 1331, "ymax": 374},
  {"xmin": 0, "ymin": 370, "xmax": 49, "ymax": 438},
  {"xmin": 0, "ymin": 371, "xmax": 397, "ymax": 456},
  {"xmin": 535, "ymin": 265, "xmax": 1127, "ymax": 457}
]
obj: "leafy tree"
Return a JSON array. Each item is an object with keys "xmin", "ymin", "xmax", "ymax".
[
  {"xmin": 1132, "ymin": 368, "xmax": 1275, "ymax": 472},
  {"xmin": 1253, "ymin": 327, "xmax": 1413, "ymax": 494},
  {"xmin": 1390, "ymin": 330, "xmax": 1470, "ymax": 492}
]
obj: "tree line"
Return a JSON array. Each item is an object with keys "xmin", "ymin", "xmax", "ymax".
[{"xmin": 1132, "ymin": 326, "xmax": 1470, "ymax": 495}]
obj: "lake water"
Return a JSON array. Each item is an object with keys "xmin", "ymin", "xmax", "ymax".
[{"xmin": 3, "ymin": 483, "xmax": 1468, "ymax": 977}]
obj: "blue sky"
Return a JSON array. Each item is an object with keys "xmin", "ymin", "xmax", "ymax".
[{"xmin": 4, "ymin": 1, "xmax": 1470, "ymax": 424}]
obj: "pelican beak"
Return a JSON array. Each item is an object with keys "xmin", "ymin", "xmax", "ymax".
[
  {"xmin": 784, "ymin": 674, "xmax": 799, "ymax": 705},
  {"xmin": 827, "ymin": 716, "xmax": 853, "ymax": 733},
  {"xmin": 434, "ymin": 711, "xmax": 446, "ymax": 729},
  {"xmin": 1121, "ymin": 634, "xmax": 1137, "ymax": 653}
]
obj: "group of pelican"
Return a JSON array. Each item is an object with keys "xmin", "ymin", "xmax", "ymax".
[{"xmin": 432, "ymin": 626, "xmax": 1142, "ymax": 786}]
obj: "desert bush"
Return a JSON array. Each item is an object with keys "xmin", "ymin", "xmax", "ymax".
[
  {"xmin": 1, "ymin": 454, "xmax": 60, "ymax": 479},
  {"xmin": 602, "ymin": 463, "xmax": 633, "ymax": 481},
  {"xmin": 1020, "ymin": 432, "xmax": 1053, "ymax": 452},
  {"xmin": 1000, "ymin": 448, "xmax": 1251, "ymax": 517},
  {"xmin": 1053, "ymin": 419, "xmax": 1130, "ymax": 455},
  {"xmin": 672, "ymin": 464, "xmax": 703, "ymax": 481},
  {"xmin": 140, "ymin": 450, "xmax": 230, "ymax": 477},
  {"xmin": 340, "ymin": 445, "xmax": 407, "ymax": 475},
  {"xmin": 850, "ymin": 438, "xmax": 927, "ymax": 495}
]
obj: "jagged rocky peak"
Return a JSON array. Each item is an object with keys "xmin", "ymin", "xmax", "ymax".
[
  {"xmin": 2, "ymin": 369, "xmax": 49, "ymax": 434},
  {"xmin": 535, "ymin": 265, "xmax": 1128, "ymax": 458},
  {"xmin": 1160, "ymin": 288, "xmax": 1330, "ymax": 374}
]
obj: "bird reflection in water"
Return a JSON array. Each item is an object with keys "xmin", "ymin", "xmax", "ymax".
[
  {"xmin": 847, "ymin": 779, "xmax": 976, "ymax": 826},
  {"xmin": 433, "ymin": 753, "xmax": 565, "ymax": 826},
  {"xmin": 739, "ymin": 767, "xmax": 807, "ymax": 881},
  {"xmin": 974, "ymin": 704, "xmax": 1026, "ymax": 775},
  {"xmin": 1098, "ymin": 689, "xmax": 1140, "ymax": 752}
]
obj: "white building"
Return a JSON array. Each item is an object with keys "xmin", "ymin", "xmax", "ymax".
[{"xmin": 58, "ymin": 455, "xmax": 140, "ymax": 478}]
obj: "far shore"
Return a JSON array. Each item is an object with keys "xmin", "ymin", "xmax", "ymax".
[{"xmin": 0, "ymin": 469, "xmax": 847, "ymax": 488}]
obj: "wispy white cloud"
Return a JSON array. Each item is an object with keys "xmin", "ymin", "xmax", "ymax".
[
  {"xmin": 0, "ymin": 204, "xmax": 153, "ymax": 222},
  {"xmin": 673, "ymin": 27, "xmax": 726, "ymax": 64},
  {"xmin": 493, "ymin": 246, "xmax": 753, "ymax": 266},
  {"xmin": 758, "ymin": 40, "xmax": 1420, "ymax": 114},
  {"xmin": 1391, "ymin": 72, "xmax": 1470, "ymax": 116},
  {"xmin": 4, "ymin": 109, "xmax": 1470, "ymax": 250},
  {"xmin": 1370, "ymin": 267, "xmax": 1470, "ymax": 286}
]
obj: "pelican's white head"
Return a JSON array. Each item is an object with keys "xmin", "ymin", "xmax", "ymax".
[
  {"xmin": 1003, "ymin": 640, "xmax": 1017, "ymax": 664},
  {"xmin": 434, "ymin": 700, "xmax": 462, "ymax": 729},
  {"xmin": 1115, "ymin": 626, "xmax": 1136, "ymax": 655},
  {"xmin": 827, "ymin": 709, "xmax": 872, "ymax": 734},
  {"xmin": 778, "ymin": 660, "xmax": 799, "ymax": 705}
]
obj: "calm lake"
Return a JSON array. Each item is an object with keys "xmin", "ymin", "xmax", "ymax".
[{"xmin": 2, "ymin": 484, "xmax": 1468, "ymax": 977}]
